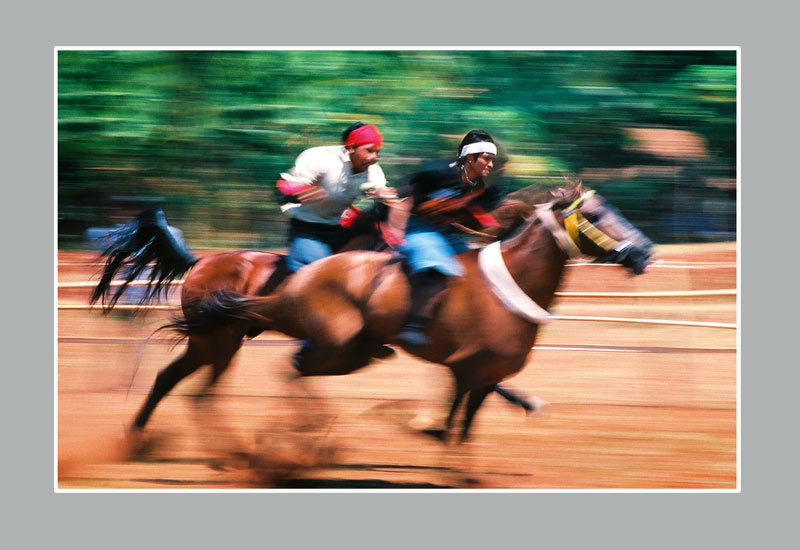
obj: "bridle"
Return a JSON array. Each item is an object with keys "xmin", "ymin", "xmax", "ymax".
[{"xmin": 536, "ymin": 190, "xmax": 632, "ymax": 259}]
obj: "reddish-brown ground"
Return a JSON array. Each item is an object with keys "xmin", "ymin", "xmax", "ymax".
[{"xmin": 57, "ymin": 242, "xmax": 737, "ymax": 489}]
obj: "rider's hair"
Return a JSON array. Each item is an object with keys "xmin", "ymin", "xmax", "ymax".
[
  {"xmin": 342, "ymin": 122, "xmax": 367, "ymax": 143},
  {"xmin": 456, "ymin": 129, "xmax": 495, "ymax": 165}
]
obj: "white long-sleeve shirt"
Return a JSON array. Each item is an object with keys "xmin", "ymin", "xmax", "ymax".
[{"xmin": 279, "ymin": 145, "xmax": 387, "ymax": 225}]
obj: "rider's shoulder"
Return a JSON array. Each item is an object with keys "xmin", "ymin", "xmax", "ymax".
[
  {"xmin": 367, "ymin": 162, "xmax": 386, "ymax": 178},
  {"xmin": 296, "ymin": 145, "xmax": 343, "ymax": 162},
  {"xmin": 409, "ymin": 158, "xmax": 458, "ymax": 182}
]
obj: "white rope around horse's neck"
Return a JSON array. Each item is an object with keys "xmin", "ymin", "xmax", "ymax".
[
  {"xmin": 478, "ymin": 198, "xmax": 602, "ymax": 324},
  {"xmin": 477, "ymin": 240, "xmax": 552, "ymax": 324}
]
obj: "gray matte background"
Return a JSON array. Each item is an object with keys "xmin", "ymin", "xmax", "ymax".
[{"xmin": 7, "ymin": 0, "xmax": 791, "ymax": 547}]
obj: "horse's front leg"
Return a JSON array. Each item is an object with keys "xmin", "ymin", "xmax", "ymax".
[
  {"xmin": 461, "ymin": 384, "xmax": 494, "ymax": 443},
  {"xmin": 493, "ymin": 384, "xmax": 543, "ymax": 414},
  {"xmin": 445, "ymin": 381, "xmax": 468, "ymax": 441}
]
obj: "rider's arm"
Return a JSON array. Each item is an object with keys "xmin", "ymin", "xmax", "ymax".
[
  {"xmin": 467, "ymin": 185, "xmax": 506, "ymax": 228},
  {"xmin": 275, "ymin": 148, "xmax": 327, "ymax": 205}
]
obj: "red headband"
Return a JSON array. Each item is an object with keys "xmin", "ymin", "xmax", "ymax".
[{"xmin": 344, "ymin": 124, "xmax": 383, "ymax": 148}]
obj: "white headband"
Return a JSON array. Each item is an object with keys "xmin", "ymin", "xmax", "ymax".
[{"xmin": 459, "ymin": 141, "xmax": 497, "ymax": 158}]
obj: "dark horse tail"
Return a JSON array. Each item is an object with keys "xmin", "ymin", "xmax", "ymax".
[
  {"xmin": 90, "ymin": 207, "xmax": 198, "ymax": 311},
  {"xmin": 163, "ymin": 290, "xmax": 277, "ymax": 337}
]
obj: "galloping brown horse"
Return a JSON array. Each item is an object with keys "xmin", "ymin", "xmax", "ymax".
[
  {"xmin": 90, "ymin": 200, "xmax": 534, "ymax": 434},
  {"xmin": 174, "ymin": 183, "xmax": 653, "ymax": 442}
]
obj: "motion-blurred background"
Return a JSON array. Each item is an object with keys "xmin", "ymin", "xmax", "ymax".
[{"xmin": 57, "ymin": 49, "xmax": 736, "ymax": 249}]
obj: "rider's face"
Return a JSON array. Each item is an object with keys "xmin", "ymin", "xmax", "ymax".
[
  {"xmin": 467, "ymin": 152, "xmax": 495, "ymax": 180},
  {"xmin": 347, "ymin": 144, "xmax": 380, "ymax": 173}
]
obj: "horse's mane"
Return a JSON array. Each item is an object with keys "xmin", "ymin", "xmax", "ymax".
[
  {"xmin": 488, "ymin": 180, "xmax": 587, "ymax": 240},
  {"xmin": 504, "ymin": 186, "xmax": 553, "ymax": 207},
  {"xmin": 505, "ymin": 178, "xmax": 586, "ymax": 208}
]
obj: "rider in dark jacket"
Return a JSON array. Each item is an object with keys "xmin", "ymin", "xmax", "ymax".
[{"xmin": 394, "ymin": 129, "xmax": 505, "ymax": 347}]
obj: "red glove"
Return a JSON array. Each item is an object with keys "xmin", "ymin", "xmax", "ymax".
[
  {"xmin": 379, "ymin": 222, "xmax": 406, "ymax": 247},
  {"xmin": 340, "ymin": 205, "xmax": 362, "ymax": 228}
]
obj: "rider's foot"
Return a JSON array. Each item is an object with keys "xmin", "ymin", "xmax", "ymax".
[{"xmin": 396, "ymin": 319, "xmax": 431, "ymax": 347}]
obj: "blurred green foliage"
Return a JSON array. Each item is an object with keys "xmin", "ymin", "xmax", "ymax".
[{"xmin": 58, "ymin": 50, "xmax": 736, "ymax": 248}]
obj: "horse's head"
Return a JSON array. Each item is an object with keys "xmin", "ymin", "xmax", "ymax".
[{"xmin": 546, "ymin": 184, "xmax": 653, "ymax": 275}]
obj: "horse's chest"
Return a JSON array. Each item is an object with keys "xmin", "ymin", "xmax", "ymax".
[{"xmin": 449, "ymin": 289, "xmax": 538, "ymax": 350}]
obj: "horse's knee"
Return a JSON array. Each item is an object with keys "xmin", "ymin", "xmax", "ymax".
[
  {"xmin": 292, "ymin": 344, "xmax": 336, "ymax": 376},
  {"xmin": 291, "ymin": 340, "xmax": 375, "ymax": 377}
]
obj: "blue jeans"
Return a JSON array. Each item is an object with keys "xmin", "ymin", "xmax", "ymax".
[
  {"xmin": 286, "ymin": 218, "xmax": 352, "ymax": 273},
  {"xmin": 396, "ymin": 218, "xmax": 471, "ymax": 277}
]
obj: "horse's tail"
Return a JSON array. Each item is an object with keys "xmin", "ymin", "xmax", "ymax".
[
  {"xmin": 90, "ymin": 207, "xmax": 198, "ymax": 311},
  {"xmin": 164, "ymin": 290, "xmax": 279, "ymax": 336}
]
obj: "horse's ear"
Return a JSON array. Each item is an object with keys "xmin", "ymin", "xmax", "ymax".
[{"xmin": 561, "ymin": 174, "xmax": 585, "ymax": 197}]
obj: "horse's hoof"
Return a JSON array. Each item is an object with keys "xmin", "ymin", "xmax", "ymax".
[
  {"xmin": 125, "ymin": 427, "xmax": 155, "ymax": 459},
  {"xmin": 407, "ymin": 414, "xmax": 434, "ymax": 431},
  {"xmin": 208, "ymin": 459, "xmax": 230, "ymax": 472},
  {"xmin": 420, "ymin": 428, "xmax": 448, "ymax": 442},
  {"xmin": 525, "ymin": 395, "xmax": 546, "ymax": 415}
]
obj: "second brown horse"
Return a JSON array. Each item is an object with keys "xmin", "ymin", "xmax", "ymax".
[{"xmin": 91, "ymin": 199, "xmax": 534, "ymax": 435}]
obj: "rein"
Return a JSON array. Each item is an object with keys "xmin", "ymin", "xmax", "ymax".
[{"xmin": 449, "ymin": 222, "xmax": 494, "ymax": 238}]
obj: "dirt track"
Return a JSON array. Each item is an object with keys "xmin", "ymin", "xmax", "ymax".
[{"xmin": 57, "ymin": 242, "xmax": 737, "ymax": 489}]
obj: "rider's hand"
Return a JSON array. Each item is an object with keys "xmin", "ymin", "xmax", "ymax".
[
  {"xmin": 296, "ymin": 186, "xmax": 329, "ymax": 203},
  {"xmin": 379, "ymin": 223, "xmax": 406, "ymax": 247}
]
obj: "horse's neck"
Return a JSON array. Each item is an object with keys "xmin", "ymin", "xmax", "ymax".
[{"xmin": 499, "ymin": 216, "xmax": 568, "ymax": 309}]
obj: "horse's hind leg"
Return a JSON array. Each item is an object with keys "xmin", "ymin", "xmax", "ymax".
[
  {"xmin": 187, "ymin": 330, "xmax": 250, "ymax": 463},
  {"xmin": 131, "ymin": 339, "xmax": 206, "ymax": 431},
  {"xmin": 192, "ymin": 329, "xmax": 245, "ymax": 402}
]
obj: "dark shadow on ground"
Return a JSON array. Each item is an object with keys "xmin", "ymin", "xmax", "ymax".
[{"xmin": 281, "ymin": 478, "xmax": 453, "ymax": 489}]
